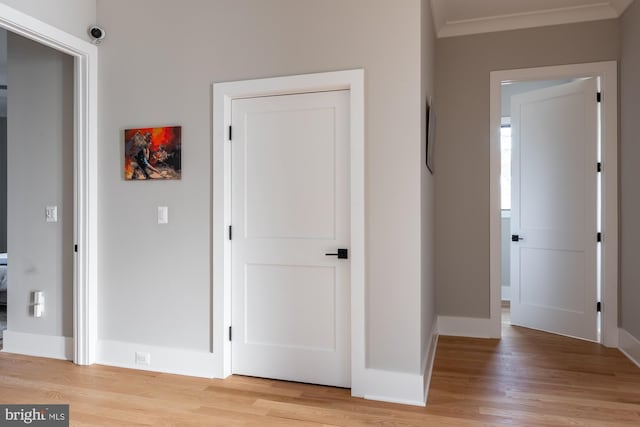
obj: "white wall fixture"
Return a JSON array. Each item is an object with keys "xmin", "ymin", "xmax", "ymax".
[
  {"xmin": 33, "ymin": 291, "xmax": 45, "ymax": 317},
  {"xmin": 45, "ymin": 205, "xmax": 57, "ymax": 222},
  {"xmin": 157, "ymin": 206, "xmax": 168, "ymax": 224}
]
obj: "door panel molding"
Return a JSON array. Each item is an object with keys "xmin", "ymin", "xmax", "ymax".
[{"xmin": 490, "ymin": 62, "xmax": 618, "ymax": 347}]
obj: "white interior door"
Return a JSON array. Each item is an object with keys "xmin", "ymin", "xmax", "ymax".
[
  {"xmin": 231, "ymin": 90, "xmax": 350, "ymax": 387},
  {"xmin": 510, "ymin": 79, "xmax": 598, "ymax": 341}
]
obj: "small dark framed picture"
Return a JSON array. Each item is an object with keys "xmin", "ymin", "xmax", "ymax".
[{"xmin": 426, "ymin": 99, "xmax": 436, "ymax": 174}]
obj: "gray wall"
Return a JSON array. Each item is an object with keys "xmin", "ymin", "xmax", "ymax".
[
  {"xmin": 621, "ymin": 1, "xmax": 640, "ymax": 340},
  {"xmin": 0, "ymin": 0, "xmax": 96, "ymax": 41},
  {"xmin": 435, "ymin": 20, "xmax": 620, "ymax": 318},
  {"xmin": 420, "ymin": 0, "xmax": 437, "ymax": 367},
  {"xmin": 7, "ymin": 33, "xmax": 74, "ymax": 337},
  {"xmin": 97, "ymin": 0, "xmax": 429, "ymax": 374}
]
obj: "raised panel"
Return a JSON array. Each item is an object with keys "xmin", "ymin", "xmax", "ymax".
[
  {"xmin": 245, "ymin": 264, "xmax": 336, "ymax": 351},
  {"xmin": 519, "ymin": 94, "xmax": 587, "ymax": 232},
  {"xmin": 519, "ymin": 248, "xmax": 585, "ymax": 313},
  {"xmin": 245, "ymin": 108, "xmax": 336, "ymax": 240}
]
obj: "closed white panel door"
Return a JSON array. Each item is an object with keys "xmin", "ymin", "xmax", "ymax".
[
  {"xmin": 231, "ymin": 90, "xmax": 350, "ymax": 387},
  {"xmin": 510, "ymin": 79, "xmax": 598, "ymax": 342}
]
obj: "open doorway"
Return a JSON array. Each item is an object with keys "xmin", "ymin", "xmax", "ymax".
[
  {"xmin": 0, "ymin": 27, "xmax": 75, "ymax": 354},
  {"xmin": 500, "ymin": 79, "xmax": 588, "ymax": 332},
  {"xmin": 0, "ymin": 4, "xmax": 98, "ymax": 363},
  {"xmin": 489, "ymin": 62, "xmax": 618, "ymax": 347}
]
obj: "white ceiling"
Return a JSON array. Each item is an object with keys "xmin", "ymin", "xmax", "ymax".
[{"xmin": 431, "ymin": 0, "xmax": 634, "ymax": 38}]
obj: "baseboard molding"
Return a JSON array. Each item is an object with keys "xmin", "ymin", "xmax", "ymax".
[
  {"xmin": 501, "ymin": 286, "xmax": 510, "ymax": 301},
  {"xmin": 97, "ymin": 339, "xmax": 217, "ymax": 378},
  {"xmin": 422, "ymin": 320, "xmax": 439, "ymax": 405},
  {"xmin": 362, "ymin": 321, "xmax": 440, "ymax": 407},
  {"xmin": 618, "ymin": 328, "xmax": 640, "ymax": 369},
  {"xmin": 438, "ymin": 315, "xmax": 497, "ymax": 338},
  {"xmin": 363, "ymin": 367, "xmax": 426, "ymax": 406},
  {"xmin": 2, "ymin": 330, "xmax": 73, "ymax": 360}
]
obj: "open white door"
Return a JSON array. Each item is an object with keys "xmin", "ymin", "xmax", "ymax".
[
  {"xmin": 510, "ymin": 79, "xmax": 598, "ymax": 342},
  {"xmin": 230, "ymin": 90, "xmax": 351, "ymax": 387}
]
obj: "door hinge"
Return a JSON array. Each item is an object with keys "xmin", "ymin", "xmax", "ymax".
[
  {"xmin": 228, "ymin": 225, "xmax": 232, "ymax": 240},
  {"xmin": 228, "ymin": 125, "xmax": 232, "ymax": 141},
  {"xmin": 597, "ymin": 92, "xmax": 602, "ymax": 103},
  {"xmin": 597, "ymin": 301, "xmax": 602, "ymax": 312},
  {"xmin": 228, "ymin": 326, "xmax": 232, "ymax": 341},
  {"xmin": 597, "ymin": 232, "xmax": 602, "ymax": 242},
  {"xmin": 597, "ymin": 162, "xmax": 602, "ymax": 173},
  {"xmin": 74, "ymin": 244, "xmax": 78, "ymax": 253}
]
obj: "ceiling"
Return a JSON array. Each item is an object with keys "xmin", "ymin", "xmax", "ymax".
[{"xmin": 431, "ymin": 0, "xmax": 634, "ymax": 37}]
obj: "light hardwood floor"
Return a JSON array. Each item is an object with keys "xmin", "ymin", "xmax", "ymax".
[{"xmin": 1, "ymin": 322, "xmax": 639, "ymax": 426}]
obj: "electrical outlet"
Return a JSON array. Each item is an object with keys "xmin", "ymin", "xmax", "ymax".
[{"xmin": 135, "ymin": 351, "xmax": 151, "ymax": 365}]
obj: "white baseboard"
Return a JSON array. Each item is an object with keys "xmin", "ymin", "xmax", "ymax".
[
  {"xmin": 501, "ymin": 286, "xmax": 510, "ymax": 301},
  {"xmin": 97, "ymin": 339, "xmax": 217, "ymax": 378},
  {"xmin": 422, "ymin": 320, "xmax": 439, "ymax": 405},
  {"xmin": 2, "ymin": 330, "xmax": 73, "ymax": 360},
  {"xmin": 362, "ymin": 320, "xmax": 440, "ymax": 407},
  {"xmin": 438, "ymin": 316, "xmax": 496, "ymax": 338},
  {"xmin": 618, "ymin": 328, "xmax": 640, "ymax": 369},
  {"xmin": 363, "ymin": 367, "xmax": 426, "ymax": 406}
]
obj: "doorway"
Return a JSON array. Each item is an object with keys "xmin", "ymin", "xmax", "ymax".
[
  {"xmin": 213, "ymin": 70, "xmax": 366, "ymax": 395},
  {"xmin": 501, "ymin": 78, "xmax": 599, "ymax": 341},
  {"xmin": 230, "ymin": 90, "xmax": 351, "ymax": 387},
  {"xmin": 0, "ymin": 4, "xmax": 98, "ymax": 363},
  {"xmin": 489, "ymin": 62, "xmax": 618, "ymax": 347}
]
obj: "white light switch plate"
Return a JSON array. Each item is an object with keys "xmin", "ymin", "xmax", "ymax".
[
  {"xmin": 45, "ymin": 206, "xmax": 58, "ymax": 223},
  {"xmin": 158, "ymin": 206, "xmax": 168, "ymax": 224}
]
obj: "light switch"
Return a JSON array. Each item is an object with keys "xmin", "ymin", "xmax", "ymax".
[
  {"xmin": 45, "ymin": 206, "xmax": 58, "ymax": 223},
  {"xmin": 158, "ymin": 206, "xmax": 168, "ymax": 224}
]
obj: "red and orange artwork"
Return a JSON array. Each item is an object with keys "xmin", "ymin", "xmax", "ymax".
[{"xmin": 124, "ymin": 126, "xmax": 181, "ymax": 180}]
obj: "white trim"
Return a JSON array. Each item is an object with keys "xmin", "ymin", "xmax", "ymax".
[
  {"xmin": 0, "ymin": 4, "xmax": 98, "ymax": 365},
  {"xmin": 501, "ymin": 286, "xmax": 510, "ymax": 301},
  {"xmin": 363, "ymin": 368, "xmax": 426, "ymax": 407},
  {"xmin": 422, "ymin": 320, "xmax": 439, "ymax": 405},
  {"xmin": 213, "ymin": 70, "xmax": 366, "ymax": 392},
  {"xmin": 97, "ymin": 340, "xmax": 217, "ymax": 378},
  {"xmin": 438, "ymin": 316, "xmax": 496, "ymax": 338},
  {"xmin": 490, "ymin": 61, "xmax": 619, "ymax": 347},
  {"xmin": 618, "ymin": 329, "xmax": 640, "ymax": 369},
  {"xmin": 2, "ymin": 331, "xmax": 73, "ymax": 360},
  {"xmin": 432, "ymin": 0, "xmax": 633, "ymax": 38}
]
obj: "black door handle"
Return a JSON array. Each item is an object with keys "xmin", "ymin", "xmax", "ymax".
[
  {"xmin": 325, "ymin": 249, "xmax": 348, "ymax": 259},
  {"xmin": 512, "ymin": 235, "xmax": 524, "ymax": 242}
]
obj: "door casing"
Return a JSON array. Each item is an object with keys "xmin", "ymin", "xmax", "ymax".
[
  {"xmin": 489, "ymin": 61, "xmax": 618, "ymax": 347},
  {"xmin": 0, "ymin": 4, "xmax": 99, "ymax": 364},
  {"xmin": 212, "ymin": 70, "xmax": 366, "ymax": 395}
]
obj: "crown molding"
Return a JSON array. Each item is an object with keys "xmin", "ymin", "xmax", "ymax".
[{"xmin": 432, "ymin": 0, "xmax": 634, "ymax": 38}]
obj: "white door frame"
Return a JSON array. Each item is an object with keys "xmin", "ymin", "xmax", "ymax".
[
  {"xmin": 489, "ymin": 61, "xmax": 618, "ymax": 347},
  {"xmin": 212, "ymin": 70, "xmax": 365, "ymax": 393},
  {"xmin": 0, "ymin": 5, "xmax": 98, "ymax": 363}
]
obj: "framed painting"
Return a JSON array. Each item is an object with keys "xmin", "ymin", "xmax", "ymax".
[{"xmin": 124, "ymin": 126, "xmax": 182, "ymax": 180}]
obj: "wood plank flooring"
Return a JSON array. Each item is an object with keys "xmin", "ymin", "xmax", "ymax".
[{"xmin": 0, "ymin": 320, "xmax": 639, "ymax": 426}]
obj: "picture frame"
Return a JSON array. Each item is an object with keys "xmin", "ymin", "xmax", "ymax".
[
  {"xmin": 124, "ymin": 126, "xmax": 182, "ymax": 180},
  {"xmin": 426, "ymin": 98, "xmax": 436, "ymax": 174}
]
